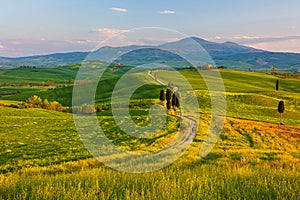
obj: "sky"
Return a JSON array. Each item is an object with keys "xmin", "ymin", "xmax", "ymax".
[{"xmin": 0, "ymin": 0, "xmax": 300, "ymax": 57}]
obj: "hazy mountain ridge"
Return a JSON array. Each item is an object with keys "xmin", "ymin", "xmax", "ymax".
[
  {"xmin": 0, "ymin": 37, "xmax": 299, "ymax": 72},
  {"xmin": 0, "ymin": 52, "xmax": 89, "ymax": 69}
]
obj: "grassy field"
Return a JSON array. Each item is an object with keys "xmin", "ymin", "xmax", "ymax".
[
  {"xmin": 0, "ymin": 62, "xmax": 130, "ymax": 86},
  {"xmin": 2, "ymin": 69, "xmax": 300, "ymax": 126},
  {"xmin": 0, "ymin": 69, "xmax": 299, "ymax": 199},
  {"xmin": 155, "ymin": 69, "xmax": 300, "ymax": 126},
  {"xmin": 0, "ymin": 67, "xmax": 77, "ymax": 85},
  {"xmin": 0, "ymin": 106, "xmax": 299, "ymax": 199}
]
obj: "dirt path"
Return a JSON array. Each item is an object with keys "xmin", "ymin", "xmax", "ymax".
[{"xmin": 147, "ymin": 70, "xmax": 197, "ymax": 144}]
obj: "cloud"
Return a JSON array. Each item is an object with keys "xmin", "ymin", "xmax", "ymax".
[
  {"xmin": 110, "ymin": 7, "xmax": 127, "ymax": 12},
  {"xmin": 231, "ymin": 35, "xmax": 300, "ymax": 44},
  {"xmin": 0, "ymin": 43, "xmax": 4, "ymax": 49},
  {"xmin": 233, "ymin": 35, "xmax": 261, "ymax": 40},
  {"xmin": 137, "ymin": 37, "xmax": 182, "ymax": 45},
  {"xmin": 89, "ymin": 28, "xmax": 133, "ymax": 37},
  {"xmin": 66, "ymin": 39, "xmax": 94, "ymax": 44},
  {"xmin": 160, "ymin": 10, "xmax": 175, "ymax": 15},
  {"xmin": 210, "ymin": 35, "xmax": 300, "ymax": 53},
  {"xmin": 226, "ymin": 35, "xmax": 300, "ymax": 53},
  {"xmin": 88, "ymin": 28, "xmax": 135, "ymax": 47},
  {"xmin": 247, "ymin": 40, "xmax": 300, "ymax": 53}
]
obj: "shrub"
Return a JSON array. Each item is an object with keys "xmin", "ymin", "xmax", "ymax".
[
  {"xmin": 42, "ymin": 99, "xmax": 50, "ymax": 109},
  {"xmin": 26, "ymin": 95, "xmax": 42, "ymax": 108},
  {"xmin": 18, "ymin": 102, "xmax": 30, "ymax": 109},
  {"xmin": 23, "ymin": 96, "xmax": 63, "ymax": 112},
  {"xmin": 49, "ymin": 101, "xmax": 63, "ymax": 112},
  {"xmin": 95, "ymin": 104, "xmax": 110, "ymax": 112},
  {"xmin": 9, "ymin": 104, "xmax": 19, "ymax": 108}
]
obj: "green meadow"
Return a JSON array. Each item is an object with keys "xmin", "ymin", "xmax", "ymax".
[{"xmin": 0, "ymin": 67, "xmax": 299, "ymax": 199}]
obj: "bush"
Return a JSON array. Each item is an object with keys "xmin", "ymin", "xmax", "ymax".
[
  {"xmin": 23, "ymin": 96, "xmax": 63, "ymax": 112},
  {"xmin": 9, "ymin": 104, "xmax": 19, "ymax": 108},
  {"xmin": 49, "ymin": 101, "xmax": 63, "ymax": 112},
  {"xmin": 42, "ymin": 99, "xmax": 50, "ymax": 109},
  {"xmin": 26, "ymin": 95, "xmax": 42, "ymax": 108},
  {"xmin": 95, "ymin": 104, "xmax": 110, "ymax": 112}
]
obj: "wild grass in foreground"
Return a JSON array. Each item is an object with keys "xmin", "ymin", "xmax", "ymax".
[
  {"xmin": 0, "ymin": 106, "xmax": 299, "ymax": 199},
  {"xmin": 0, "ymin": 157, "xmax": 299, "ymax": 199}
]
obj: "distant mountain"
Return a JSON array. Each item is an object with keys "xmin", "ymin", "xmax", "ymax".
[
  {"xmin": 0, "ymin": 52, "xmax": 88, "ymax": 69},
  {"xmin": 85, "ymin": 37, "xmax": 267, "ymax": 67},
  {"xmin": 215, "ymin": 51, "xmax": 300, "ymax": 70},
  {"xmin": 0, "ymin": 37, "xmax": 299, "ymax": 72},
  {"xmin": 160, "ymin": 37, "xmax": 264, "ymax": 58}
]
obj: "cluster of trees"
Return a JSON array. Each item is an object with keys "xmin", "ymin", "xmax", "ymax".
[
  {"xmin": 19, "ymin": 65, "xmax": 37, "ymax": 69},
  {"xmin": 184, "ymin": 65, "xmax": 227, "ymax": 71},
  {"xmin": 160, "ymin": 88, "xmax": 180, "ymax": 110},
  {"xmin": 22, "ymin": 95, "xmax": 63, "ymax": 111}
]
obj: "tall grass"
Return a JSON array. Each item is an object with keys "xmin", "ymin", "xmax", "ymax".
[{"xmin": 0, "ymin": 157, "xmax": 299, "ymax": 199}]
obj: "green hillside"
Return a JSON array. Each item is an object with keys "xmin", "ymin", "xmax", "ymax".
[
  {"xmin": 0, "ymin": 66, "xmax": 77, "ymax": 85},
  {"xmin": 3, "ymin": 69, "xmax": 299, "ymax": 125},
  {"xmin": 155, "ymin": 69, "xmax": 300, "ymax": 126}
]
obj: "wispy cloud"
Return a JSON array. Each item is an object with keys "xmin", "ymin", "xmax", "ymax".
[
  {"xmin": 110, "ymin": 7, "xmax": 127, "ymax": 12},
  {"xmin": 89, "ymin": 28, "xmax": 133, "ymax": 37},
  {"xmin": 247, "ymin": 40, "xmax": 300, "ymax": 53},
  {"xmin": 239, "ymin": 35, "xmax": 300, "ymax": 44},
  {"xmin": 213, "ymin": 35, "xmax": 300, "ymax": 53},
  {"xmin": 217, "ymin": 35, "xmax": 300, "ymax": 44},
  {"xmin": 160, "ymin": 10, "xmax": 175, "ymax": 15},
  {"xmin": 137, "ymin": 37, "xmax": 182, "ymax": 45},
  {"xmin": 66, "ymin": 39, "xmax": 94, "ymax": 44}
]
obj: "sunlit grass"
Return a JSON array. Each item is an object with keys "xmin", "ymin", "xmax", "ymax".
[{"xmin": 0, "ymin": 69, "xmax": 299, "ymax": 199}]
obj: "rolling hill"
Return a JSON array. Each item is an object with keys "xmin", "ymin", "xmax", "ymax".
[
  {"xmin": 0, "ymin": 67, "xmax": 299, "ymax": 199},
  {"xmin": 1, "ymin": 69, "xmax": 300, "ymax": 126}
]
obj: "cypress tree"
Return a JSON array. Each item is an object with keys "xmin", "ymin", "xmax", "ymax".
[
  {"xmin": 159, "ymin": 90, "xmax": 166, "ymax": 101},
  {"xmin": 172, "ymin": 93, "xmax": 176, "ymax": 108},
  {"xmin": 166, "ymin": 88, "xmax": 172, "ymax": 101},
  {"xmin": 175, "ymin": 92, "xmax": 180, "ymax": 108},
  {"xmin": 166, "ymin": 100, "xmax": 172, "ymax": 110},
  {"xmin": 166, "ymin": 88, "xmax": 173, "ymax": 110},
  {"xmin": 278, "ymin": 100, "xmax": 285, "ymax": 125}
]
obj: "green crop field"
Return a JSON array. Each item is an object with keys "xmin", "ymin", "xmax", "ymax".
[
  {"xmin": 0, "ymin": 68, "xmax": 299, "ymax": 199},
  {"xmin": 0, "ymin": 62, "xmax": 130, "ymax": 86}
]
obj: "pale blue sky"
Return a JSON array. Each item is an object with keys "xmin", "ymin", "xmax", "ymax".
[{"xmin": 0, "ymin": 0, "xmax": 299, "ymax": 56}]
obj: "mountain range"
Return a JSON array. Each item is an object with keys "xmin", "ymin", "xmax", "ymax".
[{"xmin": 1, "ymin": 37, "xmax": 299, "ymax": 72}]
